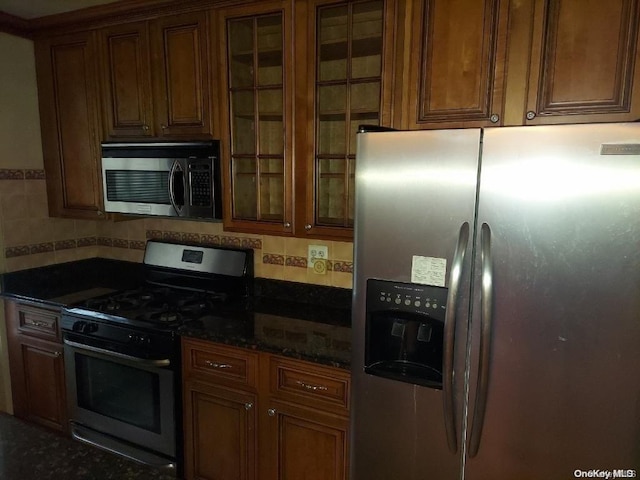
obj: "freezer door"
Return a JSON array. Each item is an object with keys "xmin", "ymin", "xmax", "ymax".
[
  {"xmin": 351, "ymin": 129, "xmax": 481, "ymax": 480},
  {"xmin": 466, "ymin": 124, "xmax": 640, "ymax": 479}
]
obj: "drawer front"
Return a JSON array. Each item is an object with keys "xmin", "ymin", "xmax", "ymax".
[
  {"xmin": 183, "ymin": 338, "xmax": 258, "ymax": 389},
  {"xmin": 17, "ymin": 305, "xmax": 61, "ymax": 342},
  {"xmin": 270, "ymin": 356, "xmax": 350, "ymax": 415}
]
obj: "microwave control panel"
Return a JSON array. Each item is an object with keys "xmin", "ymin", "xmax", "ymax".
[{"xmin": 189, "ymin": 162, "xmax": 212, "ymax": 207}]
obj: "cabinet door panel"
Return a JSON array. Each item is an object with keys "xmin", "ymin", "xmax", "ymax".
[
  {"xmin": 152, "ymin": 11, "xmax": 211, "ymax": 137},
  {"xmin": 526, "ymin": 0, "xmax": 640, "ymax": 123},
  {"xmin": 36, "ymin": 32, "xmax": 104, "ymax": 218},
  {"xmin": 407, "ymin": 0, "xmax": 508, "ymax": 127},
  {"xmin": 101, "ymin": 22, "xmax": 153, "ymax": 138},
  {"xmin": 219, "ymin": 1, "xmax": 294, "ymax": 235},
  {"xmin": 297, "ymin": 0, "xmax": 394, "ymax": 239},
  {"xmin": 183, "ymin": 382, "xmax": 256, "ymax": 480},
  {"xmin": 267, "ymin": 402, "xmax": 349, "ymax": 480},
  {"xmin": 21, "ymin": 343, "xmax": 66, "ymax": 429}
]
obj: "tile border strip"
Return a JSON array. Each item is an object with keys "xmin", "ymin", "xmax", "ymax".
[{"xmin": 0, "ymin": 169, "xmax": 46, "ymax": 180}]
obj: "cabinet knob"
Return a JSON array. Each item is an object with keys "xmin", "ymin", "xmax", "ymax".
[
  {"xmin": 245, "ymin": 402, "xmax": 253, "ymax": 410},
  {"xmin": 526, "ymin": 111, "xmax": 537, "ymax": 120},
  {"xmin": 267, "ymin": 408, "xmax": 276, "ymax": 417},
  {"xmin": 304, "ymin": 224, "xmax": 312, "ymax": 231},
  {"xmin": 143, "ymin": 125, "xmax": 150, "ymax": 131},
  {"xmin": 489, "ymin": 114, "xmax": 500, "ymax": 124},
  {"xmin": 284, "ymin": 222, "xmax": 291, "ymax": 228},
  {"xmin": 161, "ymin": 124, "xmax": 167, "ymax": 130},
  {"xmin": 97, "ymin": 210, "xmax": 104, "ymax": 216},
  {"xmin": 54, "ymin": 351, "xmax": 61, "ymax": 358}
]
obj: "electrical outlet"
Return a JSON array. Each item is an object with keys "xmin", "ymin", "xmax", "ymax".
[{"xmin": 308, "ymin": 244, "xmax": 328, "ymax": 273}]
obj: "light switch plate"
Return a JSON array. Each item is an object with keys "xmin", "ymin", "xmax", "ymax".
[{"xmin": 308, "ymin": 244, "xmax": 328, "ymax": 272}]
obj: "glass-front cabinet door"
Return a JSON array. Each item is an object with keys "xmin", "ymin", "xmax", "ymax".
[
  {"xmin": 296, "ymin": 0, "xmax": 395, "ymax": 239},
  {"xmin": 220, "ymin": 1, "xmax": 294, "ymax": 235}
]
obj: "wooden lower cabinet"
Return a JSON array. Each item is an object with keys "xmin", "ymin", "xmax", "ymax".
[
  {"xmin": 5, "ymin": 300, "xmax": 68, "ymax": 434},
  {"xmin": 183, "ymin": 380, "xmax": 258, "ymax": 480},
  {"xmin": 182, "ymin": 337, "xmax": 350, "ymax": 480},
  {"xmin": 265, "ymin": 400, "xmax": 349, "ymax": 480}
]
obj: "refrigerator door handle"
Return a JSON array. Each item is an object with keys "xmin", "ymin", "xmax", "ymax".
[
  {"xmin": 468, "ymin": 222, "xmax": 494, "ymax": 457},
  {"xmin": 443, "ymin": 221, "xmax": 470, "ymax": 453}
]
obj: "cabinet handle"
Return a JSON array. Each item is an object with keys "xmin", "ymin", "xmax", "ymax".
[
  {"xmin": 26, "ymin": 319, "xmax": 49, "ymax": 328},
  {"xmin": 267, "ymin": 408, "xmax": 276, "ymax": 417},
  {"xmin": 97, "ymin": 210, "xmax": 104, "ymax": 216},
  {"xmin": 489, "ymin": 114, "xmax": 500, "ymax": 124},
  {"xmin": 245, "ymin": 402, "xmax": 253, "ymax": 410},
  {"xmin": 161, "ymin": 124, "xmax": 167, "ymax": 130},
  {"xmin": 204, "ymin": 360, "xmax": 232, "ymax": 369},
  {"xmin": 295, "ymin": 380, "xmax": 328, "ymax": 392},
  {"xmin": 284, "ymin": 222, "xmax": 291, "ymax": 228},
  {"xmin": 304, "ymin": 224, "xmax": 312, "ymax": 231},
  {"xmin": 143, "ymin": 125, "xmax": 150, "ymax": 131},
  {"xmin": 54, "ymin": 351, "xmax": 61, "ymax": 358},
  {"xmin": 526, "ymin": 111, "xmax": 536, "ymax": 120}
]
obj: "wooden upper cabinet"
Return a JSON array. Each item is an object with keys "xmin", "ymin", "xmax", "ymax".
[
  {"xmin": 296, "ymin": 0, "xmax": 396, "ymax": 240},
  {"xmin": 151, "ymin": 11, "xmax": 212, "ymax": 138},
  {"xmin": 404, "ymin": 0, "xmax": 509, "ymax": 129},
  {"xmin": 100, "ymin": 22, "xmax": 154, "ymax": 138},
  {"xmin": 218, "ymin": 1, "xmax": 294, "ymax": 235},
  {"xmin": 524, "ymin": 0, "xmax": 640, "ymax": 124},
  {"xmin": 35, "ymin": 31, "xmax": 105, "ymax": 219}
]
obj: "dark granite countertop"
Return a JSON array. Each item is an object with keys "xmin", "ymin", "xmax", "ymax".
[
  {"xmin": 0, "ymin": 259, "xmax": 353, "ymax": 368},
  {"xmin": 0, "ymin": 413, "xmax": 177, "ymax": 480}
]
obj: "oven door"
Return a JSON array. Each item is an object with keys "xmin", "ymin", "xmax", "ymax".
[{"xmin": 63, "ymin": 337, "xmax": 176, "ymax": 463}]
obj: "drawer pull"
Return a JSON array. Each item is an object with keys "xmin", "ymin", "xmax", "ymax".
[
  {"xmin": 295, "ymin": 380, "xmax": 328, "ymax": 392},
  {"xmin": 26, "ymin": 320, "xmax": 50, "ymax": 328},
  {"xmin": 204, "ymin": 360, "xmax": 232, "ymax": 370}
]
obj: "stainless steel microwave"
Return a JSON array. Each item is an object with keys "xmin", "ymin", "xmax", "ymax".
[{"xmin": 101, "ymin": 141, "xmax": 222, "ymax": 219}]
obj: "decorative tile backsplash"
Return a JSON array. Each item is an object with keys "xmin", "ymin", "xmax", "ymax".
[{"xmin": 0, "ymin": 173, "xmax": 354, "ymax": 288}]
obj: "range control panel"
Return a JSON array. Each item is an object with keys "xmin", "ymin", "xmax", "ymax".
[{"xmin": 366, "ymin": 278, "xmax": 448, "ymax": 322}]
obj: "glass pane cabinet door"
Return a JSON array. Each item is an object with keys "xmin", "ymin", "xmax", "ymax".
[
  {"xmin": 315, "ymin": 0, "xmax": 384, "ymax": 229},
  {"xmin": 227, "ymin": 12, "xmax": 287, "ymax": 224}
]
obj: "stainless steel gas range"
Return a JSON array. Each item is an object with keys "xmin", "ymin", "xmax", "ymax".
[{"xmin": 61, "ymin": 241, "xmax": 253, "ymax": 476}]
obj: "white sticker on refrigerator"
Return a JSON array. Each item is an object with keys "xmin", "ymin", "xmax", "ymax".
[{"xmin": 411, "ymin": 256, "xmax": 446, "ymax": 287}]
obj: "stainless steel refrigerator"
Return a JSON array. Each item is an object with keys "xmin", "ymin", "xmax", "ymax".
[{"xmin": 350, "ymin": 124, "xmax": 640, "ymax": 480}]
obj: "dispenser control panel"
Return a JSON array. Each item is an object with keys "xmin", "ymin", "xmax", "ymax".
[{"xmin": 366, "ymin": 278, "xmax": 447, "ymax": 322}]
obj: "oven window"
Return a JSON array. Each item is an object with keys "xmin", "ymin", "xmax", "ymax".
[{"xmin": 75, "ymin": 354, "xmax": 161, "ymax": 433}]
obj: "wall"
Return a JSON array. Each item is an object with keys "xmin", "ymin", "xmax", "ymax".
[{"xmin": 0, "ymin": 30, "xmax": 354, "ymax": 409}]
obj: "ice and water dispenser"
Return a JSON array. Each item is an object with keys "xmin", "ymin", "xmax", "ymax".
[{"xmin": 364, "ymin": 279, "xmax": 447, "ymax": 389}]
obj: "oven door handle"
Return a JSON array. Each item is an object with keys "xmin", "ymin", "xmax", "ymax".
[{"xmin": 63, "ymin": 339, "xmax": 172, "ymax": 368}]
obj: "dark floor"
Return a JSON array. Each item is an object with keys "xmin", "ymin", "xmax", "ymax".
[{"xmin": 0, "ymin": 414, "xmax": 178, "ymax": 480}]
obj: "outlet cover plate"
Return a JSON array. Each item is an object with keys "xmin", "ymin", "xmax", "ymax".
[{"xmin": 308, "ymin": 244, "xmax": 328, "ymax": 269}]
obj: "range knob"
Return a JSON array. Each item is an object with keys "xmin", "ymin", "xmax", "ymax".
[
  {"xmin": 74, "ymin": 321, "xmax": 98, "ymax": 333},
  {"xmin": 127, "ymin": 333, "xmax": 152, "ymax": 346},
  {"xmin": 73, "ymin": 321, "xmax": 88, "ymax": 333}
]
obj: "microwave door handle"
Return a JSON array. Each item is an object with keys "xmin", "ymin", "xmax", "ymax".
[{"xmin": 168, "ymin": 159, "xmax": 181, "ymax": 215}]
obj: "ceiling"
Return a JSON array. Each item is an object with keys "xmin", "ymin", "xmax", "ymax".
[{"xmin": 0, "ymin": 0, "xmax": 122, "ymax": 19}]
